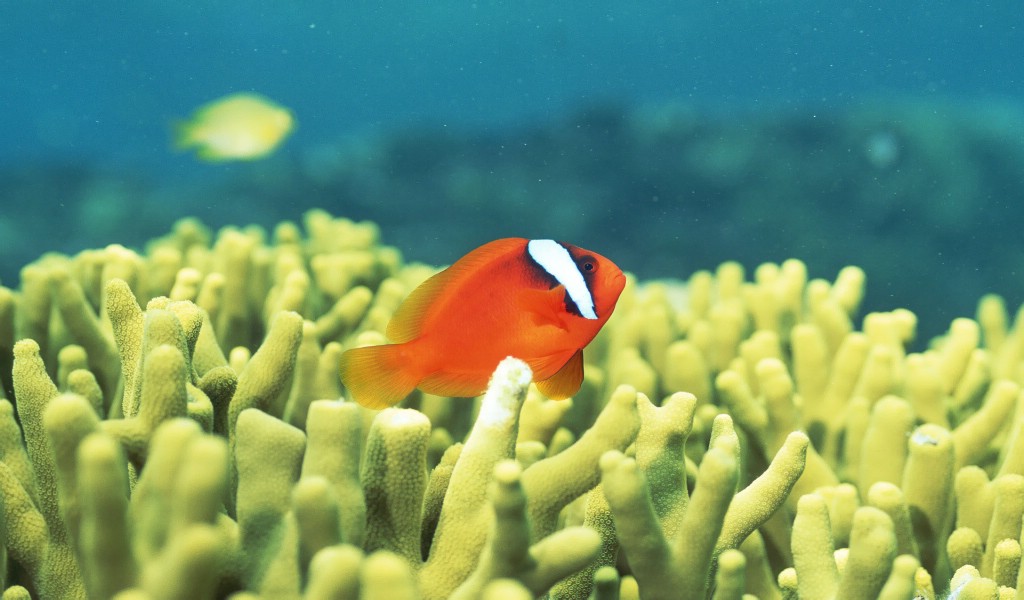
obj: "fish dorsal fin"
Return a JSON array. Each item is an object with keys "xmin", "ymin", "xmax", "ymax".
[
  {"xmin": 386, "ymin": 267, "xmax": 453, "ymax": 343},
  {"xmin": 535, "ymin": 349, "xmax": 584, "ymax": 400},
  {"xmin": 387, "ymin": 238, "xmax": 527, "ymax": 343}
]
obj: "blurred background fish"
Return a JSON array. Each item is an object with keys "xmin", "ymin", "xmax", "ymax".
[{"xmin": 173, "ymin": 92, "xmax": 294, "ymax": 162}]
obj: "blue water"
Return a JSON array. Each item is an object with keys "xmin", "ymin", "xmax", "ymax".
[
  {"xmin": 2, "ymin": 1, "xmax": 1024, "ymax": 340},
  {"xmin": 5, "ymin": 2, "xmax": 1021, "ymax": 174}
]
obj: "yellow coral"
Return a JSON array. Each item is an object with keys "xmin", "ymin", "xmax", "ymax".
[{"xmin": 7, "ymin": 210, "xmax": 1024, "ymax": 598}]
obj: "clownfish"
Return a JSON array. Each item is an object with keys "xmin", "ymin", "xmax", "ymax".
[{"xmin": 339, "ymin": 238, "xmax": 626, "ymax": 409}]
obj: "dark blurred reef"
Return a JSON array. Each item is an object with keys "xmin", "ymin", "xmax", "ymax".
[{"xmin": 2, "ymin": 99, "xmax": 1023, "ymax": 344}]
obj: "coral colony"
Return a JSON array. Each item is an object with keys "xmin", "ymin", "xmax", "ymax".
[{"xmin": 0, "ymin": 209, "xmax": 1023, "ymax": 598}]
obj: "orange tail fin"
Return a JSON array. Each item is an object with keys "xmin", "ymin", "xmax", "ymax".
[{"xmin": 338, "ymin": 344, "xmax": 420, "ymax": 409}]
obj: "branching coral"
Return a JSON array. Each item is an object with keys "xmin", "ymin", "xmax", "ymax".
[{"xmin": 4, "ymin": 209, "xmax": 1024, "ymax": 599}]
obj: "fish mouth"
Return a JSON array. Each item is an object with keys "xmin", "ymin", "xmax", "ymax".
[{"xmin": 610, "ymin": 270, "xmax": 627, "ymax": 295}]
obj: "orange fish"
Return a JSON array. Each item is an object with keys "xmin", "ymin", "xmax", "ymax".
[{"xmin": 340, "ymin": 238, "xmax": 626, "ymax": 408}]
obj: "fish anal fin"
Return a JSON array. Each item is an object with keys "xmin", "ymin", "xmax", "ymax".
[
  {"xmin": 419, "ymin": 370, "xmax": 489, "ymax": 399},
  {"xmin": 339, "ymin": 343, "xmax": 420, "ymax": 409},
  {"xmin": 535, "ymin": 349, "xmax": 584, "ymax": 400}
]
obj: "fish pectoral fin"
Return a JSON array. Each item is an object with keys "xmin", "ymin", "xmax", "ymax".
[
  {"xmin": 518, "ymin": 285, "xmax": 570, "ymax": 330},
  {"xmin": 534, "ymin": 349, "xmax": 584, "ymax": 400}
]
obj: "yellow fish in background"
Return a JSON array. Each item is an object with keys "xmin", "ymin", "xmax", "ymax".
[{"xmin": 174, "ymin": 92, "xmax": 294, "ymax": 162}]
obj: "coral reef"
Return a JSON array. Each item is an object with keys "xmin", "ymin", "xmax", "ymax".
[{"xmin": 2, "ymin": 209, "xmax": 1024, "ymax": 598}]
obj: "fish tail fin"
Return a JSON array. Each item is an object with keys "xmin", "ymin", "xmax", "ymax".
[
  {"xmin": 171, "ymin": 119, "xmax": 196, "ymax": 151},
  {"xmin": 339, "ymin": 343, "xmax": 420, "ymax": 409}
]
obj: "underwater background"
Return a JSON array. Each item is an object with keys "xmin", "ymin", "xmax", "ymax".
[{"xmin": 3, "ymin": 1, "xmax": 1023, "ymax": 344}]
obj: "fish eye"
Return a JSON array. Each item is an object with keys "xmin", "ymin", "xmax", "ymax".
[{"xmin": 579, "ymin": 256, "xmax": 597, "ymax": 272}]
